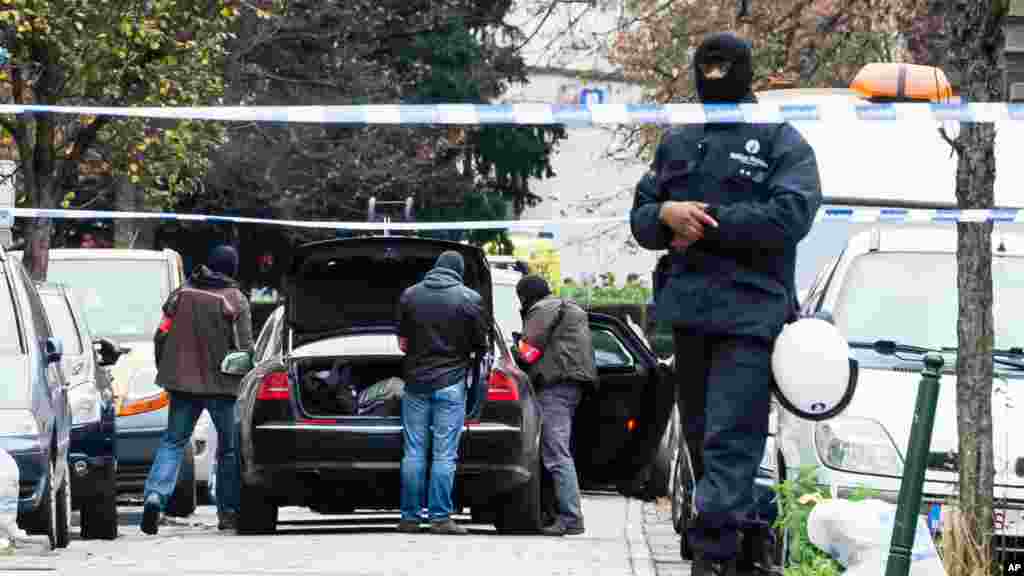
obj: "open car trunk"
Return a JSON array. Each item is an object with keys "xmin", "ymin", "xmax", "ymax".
[
  {"xmin": 284, "ymin": 237, "xmax": 493, "ymax": 345},
  {"xmin": 293, "ymin": 353, "xmax": 490, "ymax": 419},
  {"xmin": 295, "ymin": 356, "xmax": 407, "ymax": 418}
]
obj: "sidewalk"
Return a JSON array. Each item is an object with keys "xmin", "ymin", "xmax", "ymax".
[{"xmin": 641, "ymin": 498, "xmax": 691, "ymax": 576}]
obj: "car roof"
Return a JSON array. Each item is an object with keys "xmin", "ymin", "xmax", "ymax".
[
  {"xmin": 845, "ymin": 226, "xmax": 1024, "ymax": 256},
  {"xmin": 41, "ymin": 248, "xmax": 179, "ymax": 261},
  {"xmin": 35, "ymin": 281, "xmax": 69, "ymax": 297}
]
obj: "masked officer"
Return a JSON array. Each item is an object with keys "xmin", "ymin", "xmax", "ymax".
[{"xmin": 630, "ymin": 32, "xmax": 822, "ymax": 576}]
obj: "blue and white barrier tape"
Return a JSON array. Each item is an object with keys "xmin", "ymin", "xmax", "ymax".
[
  {"xmin": 3, "ymin": 206, "xmax": 1024, "ymax": 230},
  {"xmin": 1, "ymin": 102, "xmax": 1024, "ymax": 124}
]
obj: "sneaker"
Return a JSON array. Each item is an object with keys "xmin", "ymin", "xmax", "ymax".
[
  {"xmin": 218, "ymin": 512, "xmax": 239, "ymax": 531},
  {"xmin": 428, "ymin": 518, "xmax": 468, "ymax": 535},
  {"xmin": 141, "ymin": 494, "xmax": 162, "ymax": 535},
  {"xmin": 397, "ymin": 519, "xmax": 421, "ymax": 534},
  {"xmin": 542, "ymin": 520, "xmax": 585, "ymax": 536}
]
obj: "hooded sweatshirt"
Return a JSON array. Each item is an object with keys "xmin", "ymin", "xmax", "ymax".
[
  {"xmin": 155, "ymin": 264, "xmax": 253, "ymax": 396},
  {"xmin": 396, "ymin": 251, "xmax": 488, "ymax": 393}
]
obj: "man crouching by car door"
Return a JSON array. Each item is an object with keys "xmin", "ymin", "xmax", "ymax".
[
  {"xmin": 515, "ymin": 275, "xmax": 597, "ymax": 537},
  {"xmin": 396, "ymin": 251, "xmax": 488, "ymax": 535}
]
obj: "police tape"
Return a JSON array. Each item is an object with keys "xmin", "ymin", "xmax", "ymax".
[
  {"xmin": 0, "ymin": 102, "xmax": 1023, "ymax": 124},
  {"xmin": 2, "ymin": 206, "xmax": 1024, "ymax": 230}
]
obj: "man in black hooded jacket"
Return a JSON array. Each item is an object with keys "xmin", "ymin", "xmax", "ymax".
[
  {"xmin": 395, "ymin": 251, "xmax": 488, "ymax": 535},
  {"xmin": 630, "ymin": 32, "xmax": 822, "ymax": 575}
]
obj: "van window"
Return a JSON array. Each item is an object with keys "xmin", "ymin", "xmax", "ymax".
[
  {"xmin": 0, "ymin": 268, "xmax": 23, "ymax": 355},
  {"xmin": 40, "ymin": 293, "xmax": 83, "ymax": 356},
  {"xmin": 45, "ymin": 259, "xmax": 170, "ymax": 340}
]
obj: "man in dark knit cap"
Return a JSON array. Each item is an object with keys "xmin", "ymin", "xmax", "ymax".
[
  {"xmin": 515, "ymin": 274, "xmax": 596, "ymax": 536},
  {"xmin": 395, "ymin": 251, "xmax": 488, "ymax": 535},
  {"xmin": 141, "ymin": 244, "xmax": 253, "ymax": 535}
]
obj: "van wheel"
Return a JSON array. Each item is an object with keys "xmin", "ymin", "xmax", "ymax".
[
  {"xmin": 165, "ymin": 444, "xmax": 196, "ymax": 517},
  {"xmin": 494, "ymin": 456, "xmax": 542, "ymax": 535}
]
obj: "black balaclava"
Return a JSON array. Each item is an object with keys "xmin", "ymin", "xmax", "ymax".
[
  {"xmin": 208, "ymin": 244, "xmax": 239, "ymax": 278},
  {"xmin": 435, "ymin": 250, "xmax": 465, "ymax": 279},
  {"xmin": 516, "ymin": 274, "xmax": 551, "ymax": 317},
  {"xmin": 693, "ymin": 32, "xmax": 754, "ymax": 103}
]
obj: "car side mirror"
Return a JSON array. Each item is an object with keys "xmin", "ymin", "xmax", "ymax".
[
  {"xmin": 46, "ymin": 337, "xmax": 63, "ymax": 364},
  {"xmin": 220, "ymin": 350, "xmax": 254, "ymax": 377},
  {"xmin": 93, "ymin": 337, "xmax": 124, "ymax": 367}
]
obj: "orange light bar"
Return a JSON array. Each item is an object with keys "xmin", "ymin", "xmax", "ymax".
[
  {"xmin": 850, "ymin": 63, "xmax": 953, "ymax": 102},
  {"xmin": 117, "ymin": 391, "xmax": 169, "ymax": 417}
]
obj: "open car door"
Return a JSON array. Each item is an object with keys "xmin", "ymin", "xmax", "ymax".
[{"xmin": 572, "ymin": 312, "xmax": 674, "ymax": 493}]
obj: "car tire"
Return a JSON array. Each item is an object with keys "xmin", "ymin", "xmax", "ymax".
[
  {"xmin": 494, "ymin": 455, "xmax": 543, "ymax": 535},
  {"xmin": 647, "ymin": 405, "xmax": 680, "ymax": 500},
  {"xmin": 672, "ymin": 442, "xmax": 696, "ymax": 561},
  {"xmin": 165, "ymin": 444, "xmax": 197, "ymax": 518},
  {"xmin": 80, "ymin": 463, "xmax": 118, "ymax": 540},
  {"xmin": 54, "ymin": 462, "xmax": 71, "ymax": 549},
  {"xmin": 198, "ymin": 483, "xmax": 213, "ymax": 506},
  {"xmin": 236, "ymin": 482, "xmax": 278, "ymax": 535}
]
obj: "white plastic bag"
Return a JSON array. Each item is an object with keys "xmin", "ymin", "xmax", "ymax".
[
  {"xmin": 807, "ymin": 498, "xmax": 947, "ymax": 576},
  {"xmin": 0, "ymin": 448, "xmax": 27, "ymax": 550}
]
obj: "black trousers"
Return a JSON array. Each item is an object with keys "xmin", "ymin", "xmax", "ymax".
[{"xmin": 673, "ymin": 330, "xmax": 773, "ymax": 563}]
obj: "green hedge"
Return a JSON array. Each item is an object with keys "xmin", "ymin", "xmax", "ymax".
[{"xmin": 558, "ymin": 284, "xmax": 651, "ymax": 306}]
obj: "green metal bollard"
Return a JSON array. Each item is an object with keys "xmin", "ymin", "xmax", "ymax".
[{"xmin": 885, "ymin": 352, "xmax": 944, "ymax": 576}]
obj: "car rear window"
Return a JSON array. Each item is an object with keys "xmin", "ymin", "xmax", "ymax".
[
  {"xmin": 40, "ymin": 292, "xmax": 83, "ymax": 356},
  {"xmin": 44, "ymin": 259, "xmax": 170, "ymax": 340},
  {"xmin": 0, "ymin": 267, "xmax": 23, "ymax": 355}
]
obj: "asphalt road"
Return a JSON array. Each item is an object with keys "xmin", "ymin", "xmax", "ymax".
[{"xmin": 1, "ymin": 492, "xmax": 666, "ymax": 576}]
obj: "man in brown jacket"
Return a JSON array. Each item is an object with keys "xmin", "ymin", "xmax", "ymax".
[
  {"xmin": 141, "ymin": 245, "xmax": 253, "ymax": 535},
  {"xmin": 516, "ymin": 275, "xmax": 597, "ymax": 536}
]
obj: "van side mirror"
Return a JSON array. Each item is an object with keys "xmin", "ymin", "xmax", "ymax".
[
  {"xmin": 220, "ymin": 351, "xmax": 254, "ymax": 377},
  {"xmin": 46, "ymin": 337, "xmax": 63, "ymax": 364}
]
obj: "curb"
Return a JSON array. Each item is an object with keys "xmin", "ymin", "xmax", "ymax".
[{"xmin": 625, "ymin": 497, "xmax": 657, "ymax": 576}]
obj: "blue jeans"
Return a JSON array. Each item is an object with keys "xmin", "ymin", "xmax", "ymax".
[
  {"xmin": 143, "ymin": 391, "xmax": 240, "ymax": 518},
  {"xmin": 400, "ymin": 382, "xmax": 466, "ymax": 522}
]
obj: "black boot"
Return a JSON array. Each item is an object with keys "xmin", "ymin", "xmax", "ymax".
[{"xmin": 692, "ymin": 553, "xmax": 738, "ymax": 576}]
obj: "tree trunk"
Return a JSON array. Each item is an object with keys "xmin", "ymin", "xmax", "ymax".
[
  {"xmin": 21, "ymin": 175, "xmax": 56, "ymax": 282},
  {"xmin": 114, "ymin": 177, "xmax": 147, "ymax": 248},
  {"xmin": 945, "ymin": 0, "xmax": 1005, "ymax": 566}
]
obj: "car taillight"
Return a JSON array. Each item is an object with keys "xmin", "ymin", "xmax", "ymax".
[
  {"xmin": 487, "ymin": 367, "xmax": 519, "ymax": 402},
  {"xmin": 256, "ymin": 372, "xmax": 290, "ymax": 401}
]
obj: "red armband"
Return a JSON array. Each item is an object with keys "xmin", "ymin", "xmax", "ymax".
[
  {"xmin": 158, "ymin": 314, "xmax": 173, "ymax": 333},
  {"xmin": 517, "ymin": 340, "xmax": 542, "ymax": 364}
]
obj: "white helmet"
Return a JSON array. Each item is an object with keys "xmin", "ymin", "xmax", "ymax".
[{"xmin": 771, "ymin": 315, "xmax": 858, "ymax": 421}]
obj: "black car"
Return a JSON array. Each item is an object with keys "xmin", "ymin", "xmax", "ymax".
[
  {"xmin": 222, "ymin": 237, "xmax": 673, "ymax": 534},
  {"xmin": 36, "ymin": 282, "xmax": 123, "ymax": 540},
  {"xmin": 0, "ymin": 247, "xmax": 72, "ymax": 549}
]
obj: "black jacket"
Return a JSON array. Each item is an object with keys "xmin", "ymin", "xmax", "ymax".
[
  {"xmin": 396, "ymin": 266, "xmax": 489, "ymax": 392},
  {"xmin": 631, "ymin": 119, "xmax": 822, "ymax": 343}
]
